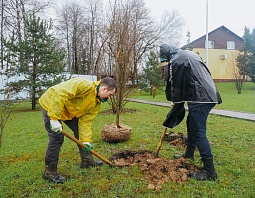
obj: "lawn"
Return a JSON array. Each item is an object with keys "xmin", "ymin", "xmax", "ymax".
[
  {"xmin": 134, "ymin": 82, "xmax": 255, "ymax": 113},
  {"xmin": 0, "ymin": 82, "xmax": 255, "ymax": 197}
]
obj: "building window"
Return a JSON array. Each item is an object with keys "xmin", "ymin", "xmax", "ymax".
[
  {"xmin": 205, "ymin": 40, "xmax": 214, "ymax": 49},
  {"xmin": 227, "ymin": 41, "xmax": 236, "ymax": 49}
]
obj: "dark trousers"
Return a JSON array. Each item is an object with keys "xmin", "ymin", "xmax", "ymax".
[
  {"xmin": 40, "ymin": 107, "xmax": 81, "ymax": 162},
  {"xmin": 186, "ymin": 103, "xmax": 215, "ymax": 159}
]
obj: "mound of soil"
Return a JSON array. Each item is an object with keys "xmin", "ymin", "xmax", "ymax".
[
  {"xmin": 164, "ymin": 132, "xmax": 188, "ymax": 148},
  {"xmin": 110, "ymin": 150, "xmax": 200, "ymax": 191}
]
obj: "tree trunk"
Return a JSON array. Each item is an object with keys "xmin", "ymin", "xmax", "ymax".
[
  {"xmin": 15, "ymin": 0, "xmax": 22, "ymax": 39},
  {"xmin": 1, "ymin": 0, "xmax": 4, "ymax": 69},
  {"xmin": 31, "ymin": 60, "xmax": 36, "ymax": 110}
]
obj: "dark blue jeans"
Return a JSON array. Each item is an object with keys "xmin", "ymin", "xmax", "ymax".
[
  {"xmin": 40, "ymin": 107, "xmax": 80, "ymax": 162},
  {"xmin": 187, "ymin": 103, "xmax": 216, "ymax": 159}
]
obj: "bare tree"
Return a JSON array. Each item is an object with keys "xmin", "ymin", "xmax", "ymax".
[
  {"xmin": 56, "ymin": 3, "xmax": 86, "ymax": 74},
  {"xmin": 55, "ymin": 0, "xmax": 103, "ymax": 75},
  {"xmin": 1, "ymin": 0, "xmax": 52, "ymax": 73},
  {"xmin": 101, "ymin": 0, "xmax": 184, "ymax": 127},
  {"xmin": 1, "ymin": 0, "xmax": 4, "ymax": 69},
  {"xmin": 105, "ymin": 0, "xmax": 137, "ymax": 127},
  {"xmin": 156, "ymin": 10, "xmax": 185, "ymax": 45},
  {"xmin": 0, "ymin": 100, "xmax": 22, "ymax": 148},
  {"xmin": 3, "ymin": 0, "xmax": 51, "ymax": 38},
  {"xmin": 227, "ymin": 51, "xmax": 244, "ymax": 94},
  {"xmin": 84, "ymin": 0, "xmax": 103, "ymax": 76}
]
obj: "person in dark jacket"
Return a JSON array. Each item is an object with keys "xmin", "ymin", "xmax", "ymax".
[{"xmin": 160, "ymin": 43, "xmax": 222, "ymax": 181}]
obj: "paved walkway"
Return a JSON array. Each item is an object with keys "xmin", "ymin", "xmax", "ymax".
[{"xmin": 128, "ymin": 98, "xmax": 255, "ymax": 122}]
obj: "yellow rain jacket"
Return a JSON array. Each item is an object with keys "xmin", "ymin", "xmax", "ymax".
[{"xmin": 39, "ymin": 78, "xmax": 102, "ymax": 142}]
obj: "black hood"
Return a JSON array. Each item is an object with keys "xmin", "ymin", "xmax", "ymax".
[{"xmin": 159, "ymin": 43, "xmax": 180, "ymax": 62}]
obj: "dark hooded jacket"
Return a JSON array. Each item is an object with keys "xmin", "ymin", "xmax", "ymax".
[{"xmin": 160, "ymin": 43, "xmax": 222, "ymax": 104}]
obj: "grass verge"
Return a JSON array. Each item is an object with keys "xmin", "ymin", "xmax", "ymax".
[{"xmin": 0, "ymin": 100, "xmax": 255, "ymax": 197}]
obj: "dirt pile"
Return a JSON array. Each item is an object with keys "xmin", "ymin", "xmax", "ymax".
[
  {"xmin": 110, "ymin": 149, "xmax": 200, "ymax": 191},
  {"xmin": 164, "ymin": 132, "xmax": 188, "ymax": 148},
  {"xmin": 109, "ymin": 132, "xmax": 201, "ymax": 191}
]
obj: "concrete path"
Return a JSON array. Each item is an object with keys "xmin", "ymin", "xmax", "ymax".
[{"xmin": 128, "ymin": 98, "xmax": 255, "ymax": 122}]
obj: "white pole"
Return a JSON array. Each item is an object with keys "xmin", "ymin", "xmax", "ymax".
[{"xmin": 206, "ymin": 0, "xmax": 209, "ymax": 67}]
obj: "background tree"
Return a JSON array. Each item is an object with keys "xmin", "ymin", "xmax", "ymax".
[
  {"xmin": 0, "ymin": 0, "xmax": 4, "ymax": 70},
  {"xmin": 56, "ymin": 3, "xmax": 86, "ymax": 74},
  {"xmin": 55, "ymin": 0, "xmax": 103, "ymax": 76},
  {"xmin": 1, "ymin": 13, "xmax": 67, "ymax": 110},
  {"xmin": 143, "ymin": 50, "xmax": 165, "ymax": 97},
  {"xmin": 237, "ymin": 26, "xmax": 255, "ymax": 83},
  {"xmin": 0, "ymin": 0, "xmax": 51, "ymax": 57},
  {"xmin": 0, "ymin": 100, "xmax": 22, "ymax": 148},
  {"xmin": 228, "ymin": 51, "xmax": 244, "ymax": 94}
]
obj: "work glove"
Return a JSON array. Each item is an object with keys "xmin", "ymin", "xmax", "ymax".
[
  {"xmin": 82, "ymin": 142, "xmax": 92, "ymax": 152},
  {"xmin": 50, "ymin": 120, "xmax": 62, "ymax": 134}
]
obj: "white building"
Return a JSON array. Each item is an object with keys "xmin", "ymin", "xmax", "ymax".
[{"xmin": 0, "ymin": 71, "xmax": 97, "ymax": 100}]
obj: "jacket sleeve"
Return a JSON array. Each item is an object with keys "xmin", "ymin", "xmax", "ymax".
[{"xmin": 78, "ymin": 103, "xmax": 101, "ymax": 142}]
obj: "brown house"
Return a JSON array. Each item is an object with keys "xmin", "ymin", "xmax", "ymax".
[
  {"xmin": 188, "ymin": 25, "xmax": 244, "ymax": 81},
  {"xmin": 190, "ymin": 25, "xmax": 243, "ymax": 50}
]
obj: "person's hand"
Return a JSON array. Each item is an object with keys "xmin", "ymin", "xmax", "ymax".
[
  {"xmin": 82, "ymin": 142, "xmax": 92, "ymax": 152},
  {"xmin": 50, "ymin": 120, "xmax": 62, "ymax": 134}
]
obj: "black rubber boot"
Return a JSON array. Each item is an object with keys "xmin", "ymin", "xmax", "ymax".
[
  {"xmin": 190, "ymin": 157, "xmax": 218, "ymax": 181},
  {"xmin": 80, "ymin": 151, "xmax": 103, "ymax": 168},
  {"xmin": 43, "ymin": 161, "xmax": 66, "ymax": 184},
  {"xmin": 174, "ymin": 146, "xmax": 195, "ymax": 160}
]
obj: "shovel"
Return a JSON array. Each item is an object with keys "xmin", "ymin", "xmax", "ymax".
[
  {"xmin": 155, "ymin": 103, "xmax": 186, "ymax": 157},
  {"xmin": 61, "ymin": 130, "xmax": 114, "ymax": 167},
  {"xmin": 155, "ymin": 127, "xmax": 167, "ymax": 157}
]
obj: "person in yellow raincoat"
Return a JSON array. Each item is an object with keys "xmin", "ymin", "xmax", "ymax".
[{"xmin": 39, "ymin": 77, "xmax": 116, "ymax": 183}]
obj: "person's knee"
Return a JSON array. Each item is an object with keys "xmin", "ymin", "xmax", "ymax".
[
  {"xmin": 49, "ymin": 133, "xmax": 64, "ymax": 146},
  {"xmin": 193, "ymin": 129, "xmax": 206, "ymax": 140}
]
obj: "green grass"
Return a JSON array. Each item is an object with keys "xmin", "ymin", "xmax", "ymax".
[
  {"xmin": 0, "ymin": 82, "xmax": 255, "ymax": 197},
  {"xmin": 134, "ymin": 82, "xmax": 255, "ymax": 113}
]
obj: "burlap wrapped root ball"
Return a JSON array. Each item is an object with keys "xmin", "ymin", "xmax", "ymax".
[{"xmin": 102, "ymin": 123, "xmax": 132, "ymax": 143}]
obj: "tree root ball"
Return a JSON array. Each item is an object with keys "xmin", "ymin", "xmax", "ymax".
[{"xmin": 102, "ymin": 123, "xmax": 132, "ymax": 143}]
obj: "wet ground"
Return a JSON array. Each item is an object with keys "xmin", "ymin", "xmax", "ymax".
[{"xmin": 110, "ymin": 132, "xmax": 200, "ymax": 191}]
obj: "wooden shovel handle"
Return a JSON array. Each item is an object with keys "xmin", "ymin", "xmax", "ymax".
[
  {"xmin": 155, "ymin": 127, "xmax": 167, "ymax": 156},
  {"xmin": 61, "ymin": 130, "xmax": 114, "ymax": 167}
]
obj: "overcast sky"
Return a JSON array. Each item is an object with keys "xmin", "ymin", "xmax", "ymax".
[{"xmin": 144, "ymin": 0, "xmax": 255, "ymax": 46}]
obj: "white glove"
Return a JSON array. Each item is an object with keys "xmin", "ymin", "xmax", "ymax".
[{"xmin": 50, "ymin": 120, "xmax": 62, "ymax": 133}]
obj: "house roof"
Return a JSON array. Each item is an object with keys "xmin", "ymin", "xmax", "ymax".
[
  {"xmin": 190, "ymin": 25, "xmax": 244, "ymax": 44},
  {"xmin": 187, "ymin": 25, "xmax": 244, "ymax": 50}
]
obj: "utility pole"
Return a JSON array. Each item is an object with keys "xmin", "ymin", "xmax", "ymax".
[{"xmin": 206, "ymin": 0, "xmax": 209, "ymax": 67}]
